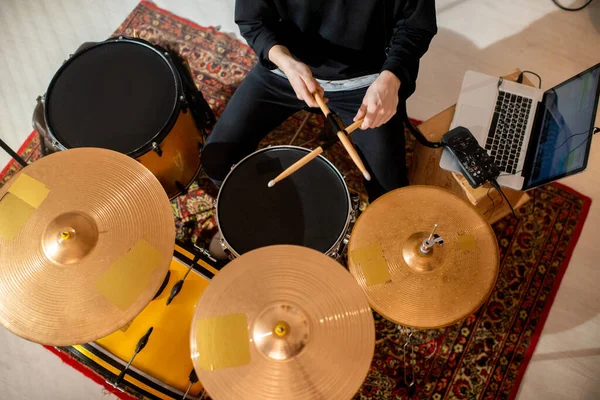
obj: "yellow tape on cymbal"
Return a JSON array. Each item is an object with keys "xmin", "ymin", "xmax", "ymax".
[
  {"xmin": 96, "ymin": 239, "xmax": 163, "ymax": 310},
  {"xmin": 350, "ymin": 243, "xmax": 391, "ymax": 286},
  {"xmin": 458, "ymin": 235, "xmax": 477, "ymax": 251},
  {"xmin": 0, "ymin": 193, "xmax": 36, "ymax": 240},
  {"xmin": 8, "ymin": 173, "xmax": 49, "ymax": 208},
  {"xmin": 195, "ymin": 313, "xmax": 251, "ymax": 370}
]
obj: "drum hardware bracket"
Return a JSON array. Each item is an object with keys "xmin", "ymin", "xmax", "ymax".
[
  {"xmin": 183, "ymin": 369, "xmax": 202, "ymax": 400},
  {"xmin": 179, "ymin": 95, "xmax": 189, "ymax": 113},
  {"xmin": 167, "ymin": 254, "xmax": 201, "ymax": 305},
  {"xmin": 194, "ymin": 243, "xmax": 218, "ymax": 264},
  {"xmin": 349, "ymin": 206, "xmax": 357, "ymax": 222},
  {"xmin": 343, "ymin": 233, "xmax": 351, "ymax": 246},
  {"xmin": 341, "ymin": 193, "xmax": 360, "ymax": 246},
  {"xmin": 151, "ymin": 142, "xmax": 163, "ymax": 157},
  {"xmin": 219, "ymin": 235, "xmax": 234, "ymax": 259},
  {"xmin": 420, "ymin": 234, "xmax": 444, "ymax": 255},
  {"xmin": 113, "ymin": 327, "xmax": 154, "ymax": 388},
  {"xmin": 420, "ymin": 224, "xmax": 444, "ymax": 255}
]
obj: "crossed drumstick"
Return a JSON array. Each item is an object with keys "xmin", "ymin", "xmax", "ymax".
[{"xmin": 268, "ymin": 92, "xmax": 371, "ymax": 188}]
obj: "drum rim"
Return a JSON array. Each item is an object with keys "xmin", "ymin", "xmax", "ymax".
[
  {"xmin": 216, "ymin": 145, "xmax": 352, "ymax": 258},
  {"xmin": 43, "ymin": 36, "xmax": 183, "ymax": 159}
]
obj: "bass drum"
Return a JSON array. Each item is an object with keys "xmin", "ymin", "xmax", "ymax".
[
  {"xmin": 61, "ymin": 242, "xmax": 221, "ymax": 400},
  {"xmin": 36, "ymin": 36, "xmax": 214, "ymax": 199}
]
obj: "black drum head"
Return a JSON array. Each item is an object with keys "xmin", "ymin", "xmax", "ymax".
[
  {"xmin": 217, "ymin": 147, "xmax": 350, "ymax": 255},
  {"xmin": 45, "ymin": 39, "xmax": 179, "ymax": 156}
]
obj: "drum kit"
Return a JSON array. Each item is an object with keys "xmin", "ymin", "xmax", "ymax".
[{"xmin": 0, "ymin": 36, "xmax": 500, "ymax": 400}]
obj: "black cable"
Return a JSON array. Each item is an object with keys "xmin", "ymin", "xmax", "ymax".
[
  {"xmin": 484, "ymin": 186, "xmax": 502, "ymax": 220},
  {"xmin": 552, "ymin": 0, "xmax": 594, "ymax": 11},
  {"xmin": 490, "ymin": 179, "xmax": 517, "ymax": 218},
  {"xmin": 399, "ymin": 102, "xmax": 444, "ymax": 149},
  {"xmin": 517, "ymin": 71, "xmax": 542, "ymax": 89},
  {"xmin": 552, "ymin": 129, "xmax": 593, "ymax": 151}
]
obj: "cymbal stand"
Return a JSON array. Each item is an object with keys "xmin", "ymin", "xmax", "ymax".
[
  {"xmin": 398, "ymin": 325, "xmax": 442, "ymax": 398},
  {"xmin": 399, "ymin": 326, "xmax": 416, "ymax": 392}
]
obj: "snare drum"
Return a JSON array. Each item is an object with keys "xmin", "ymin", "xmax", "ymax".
[
  {"xmin": 62, "ymin": 243, "xmax": 220, "ymax": 400},
  {"xmin": 216, "ymin": 146, "xmax": 353, "ymax": 259},
  {"xmin": 39, "ymin": 37, "xmax": 213, "ymax": 199}
]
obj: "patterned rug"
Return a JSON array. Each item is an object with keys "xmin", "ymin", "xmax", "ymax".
[{"xmin": 0, "ymin": 2, "xmax": 592, "ymax": 399}]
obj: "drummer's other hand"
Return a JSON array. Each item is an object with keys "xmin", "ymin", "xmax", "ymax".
[
  {"xmin": 354, "ymin": 71, "xmax": 400, "ymax": 130},
  {"xmin": 285, "ymin": 61, "xmax": 324, "ymax": 108},
  {"xmin": 268, "ymin": 45, "xmax": 324, "ymax": 108}
]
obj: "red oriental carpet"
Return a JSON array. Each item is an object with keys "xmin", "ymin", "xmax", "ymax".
[{"xmin": 0, "ymin": 1, "xmax": 592, "ymax": 399}]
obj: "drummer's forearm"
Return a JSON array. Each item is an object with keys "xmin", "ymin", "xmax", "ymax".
[{"xmin": 268, "ymin": 45, "xmax": 296, "ymax": 71}]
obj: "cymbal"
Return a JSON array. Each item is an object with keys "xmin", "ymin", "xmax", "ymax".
[
  {"xmin": 0, "ymin": 148, "xmax": 174, "ymax": 345},
  {"xmin": 347, "ymin": 186, "xmax": 499, "ymax": 329},
  {"xmin": 190, "ymin": 245, "xmax": 374, "ymax": 400}
]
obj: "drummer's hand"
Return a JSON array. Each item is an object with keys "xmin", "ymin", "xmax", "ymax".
[
  {"xmin": 269, "ymin": 45, "xmax": 324, "ymax": 108},
  {"xmin": 354, "ymin": 71, "xmax": 401, "ymax": 130}
]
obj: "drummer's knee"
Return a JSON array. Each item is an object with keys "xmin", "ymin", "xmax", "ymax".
[{"xmin": 201, "ymin": 142, "xmax": 243, "ymax": 183}]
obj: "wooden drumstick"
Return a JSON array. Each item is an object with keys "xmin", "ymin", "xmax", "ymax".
[
  {"xmin": 268, "ymin": 147, "xmax": 324, "ymax": 187},
  {"xmin": 268, "ymin": 118, "xmax": 365, "ymax": 187},
  {"xmin": 344, "ymin": 119, "xmax": 364, "ymax": 135},
  {"xmin": 336, "ymin": 131, "xmax": 371, "ymax": 180},
  {"xmin": 313, "ymin": 93, "xmax": 371, "ymax": 181},
  {"xmin": 314, "ymin": 92, "xmax": 332, "ymax": 116}
]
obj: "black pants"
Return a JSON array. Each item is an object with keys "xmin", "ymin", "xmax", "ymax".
[{"xmin": 201, "ymin": 65, "xmax": 408, "ymax": 201}]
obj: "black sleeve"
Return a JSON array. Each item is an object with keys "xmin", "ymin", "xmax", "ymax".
[
  {"xmin": 235, "ymin": 0, "xmax": 282, "ymax": 69},
  {"xmin": 382, "ymin": 0, "xmax": 437, "ymax": 99}
]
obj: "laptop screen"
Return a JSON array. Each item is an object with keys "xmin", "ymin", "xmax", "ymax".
[{"xmin": 525, "ymin": 63, "xmax": 600, "ymax": 189}]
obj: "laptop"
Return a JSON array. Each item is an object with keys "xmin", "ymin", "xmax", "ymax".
[{"xmin": 440, "ymin": 63, "xmax": 600, "ymax": 190}]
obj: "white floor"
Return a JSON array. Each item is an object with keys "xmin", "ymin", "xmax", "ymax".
[{"xmin": 0, "ymin": 0, "xmax": 599, "ymax": 399}]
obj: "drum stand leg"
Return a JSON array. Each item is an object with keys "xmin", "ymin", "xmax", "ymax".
[
  {"xmin": 397, "ymin": 326, "xmax": 442, "ymax": 398},
  {"xmin": 182, "ymin": 368, "xmax": 204, "ymax": 399},
  {"xmin": 0, "ymin": 137, "xmax": 27, "ymax": 167},
  {"xmin": 288, "ymin": 112, "xmax": 311, "ymax": 145},
  {"xmin": 398, "ymin": 325, "xmax": 416, "ymax": 398}
]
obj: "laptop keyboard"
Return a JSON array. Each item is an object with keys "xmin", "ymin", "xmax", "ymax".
[{"xmin": 484, "ymin": 91, "xmax": 533, "ymax": 174}]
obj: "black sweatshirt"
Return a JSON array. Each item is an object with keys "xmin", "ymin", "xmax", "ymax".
[{"xmin": 235, "ymin": 0, "xmax": 437, "ymax": 99}]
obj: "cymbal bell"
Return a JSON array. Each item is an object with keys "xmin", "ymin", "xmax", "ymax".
[
  {"xmin": 0, "ymin": 148, "xmax": 175, "ymax": 345},
  {"xmin": 347, "ymin": 186, "xmax": 499, "ymax": 329},
  {"xmin": 190, "ymin": 245, "xmax": 375, "ymax": 400}
]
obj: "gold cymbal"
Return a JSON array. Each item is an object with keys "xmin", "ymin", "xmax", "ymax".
[
  {"xmin": 0, "ymin": 148, "xmax": 174, "ymax": 345},
  {"xmin": 347, "ymin": 186, "xmax": 499, "ymax": 329},
  {"xmin": 190, "ymin": 245, "xmax": 374, "ymax": 400}
]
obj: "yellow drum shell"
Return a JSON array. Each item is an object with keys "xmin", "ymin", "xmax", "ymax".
[{"xmin": 68, "ymin": 244, "xmax": 219, "ymax": 399}]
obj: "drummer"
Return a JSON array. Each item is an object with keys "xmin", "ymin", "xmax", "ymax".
[{"xmin": 201, "ymin": 0, "xmax": 437, "ymax": 201}]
